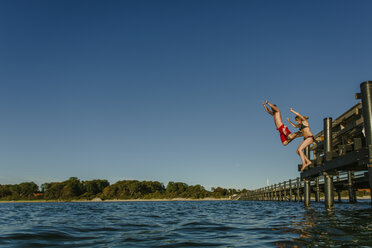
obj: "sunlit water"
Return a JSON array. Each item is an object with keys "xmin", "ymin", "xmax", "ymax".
[{"xmin": 0, "ymin": 200, "xmax": 371, "ymax": 247}]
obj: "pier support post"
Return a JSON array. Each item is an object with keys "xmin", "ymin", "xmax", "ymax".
[
  {"xmin": 284, "ymin": 181, "xmax": 287, "ymax": 201},
  {"xmin": 337, "ymin": 190, "xmax": 342, "ymax": 203},
  {"xmin": 304, "ymin": 180, "xmax": 311, "ymax": 207},
  {"xmin": 259, "ymin": 189, "xmax": 261, "ymax": 201},
  {"xmin": 336, "ymin": 175, "xmax": 342, "ymax": 203},
  {"xmin": 348, "ymin": 171, "xmax": 357, "ymax": 203},
  {"xmin": 255, "ymin": 190, "xmax": 258, "ymax": 201},
  {"xmin": 296, "ymin": 177, "xmax": 300, "ymax": 202},
  {"xmin": 289, "ymin": 179, "xmax": 293, "ymax": 202},
  {"xmin": 276, "ymin": 184, "xmax": 279, "ymax": 201},
  {"xmin": 270, "ymin": 185, "xmax": 273, "ymax": 200},
  {"xmin": 323, "ymin": 116, "xmax": 334, "ymax": 209},
  {"xmin": 315, "ymin": 177, "xmax": 320, "ymax": 202},
  {"xmin": 324, "ymin": 117, "xmax": 333, "ymax": 162},
  {"xmin": 324, "ymin": 173, "xmax": 334, "ymax": 209},
  {"xmin": 265, "ymin": 187, "xmax": 267, "ymax": 201},
  {"xmin": 360, "ymin": 81, "xmax": 372, "ymax": 204}
]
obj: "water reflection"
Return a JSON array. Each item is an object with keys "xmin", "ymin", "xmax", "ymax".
[
  {"xmin": 0, "ymin": 201, "xmax": 371, "ymax": 247},
  {"xmin": 286, "ymin": 202, "xmax": 372, "ymax": 247}
]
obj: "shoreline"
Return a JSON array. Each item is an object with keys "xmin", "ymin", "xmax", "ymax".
[
  {"xmin": 0, "ymin": 196, "xmax": 370, "ymax": 203},
  {"xmin": 0, "ymin": 197, "xmax": 231, "ymax": 203}
]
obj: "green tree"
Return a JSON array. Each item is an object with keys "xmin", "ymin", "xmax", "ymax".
[
  {"xmin": 60, "ymin": 177, "xmax": 84, "ymax": 199},
  {"xmin": 211, "ymin": 187, "xmax": 229, "ymax": 198},
  {"xmin": 83, "ymin": 180, "xmax": 109, "ymax": 195},
  {"xmin": 43, "ymin": 182, "xmax": 64, "ymax": 199},
  {"xmin": 18, "ymin": 182, "xmax": 39, "ymax": 198},
  {"xmin": 184, "ymin": 184, "xmax": 207, "ymax": 198},
  {"xmin": 43, "ymin": 177, "xmax": 85, "ymax": 200},
  {"xmin": 0, "ymin": 185, "xmax": 12, "ymax": 199},
  {"xmin": 166, "ymin": 182, "xmax": 189, "ymax": 198}
]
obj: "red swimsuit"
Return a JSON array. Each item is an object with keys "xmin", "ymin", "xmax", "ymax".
[{"xmin": 277, "ymin": 124, "xmax": 291, "ymax": 144}]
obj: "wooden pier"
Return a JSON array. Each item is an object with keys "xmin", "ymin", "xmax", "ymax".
[{"xmin": 242, "ymin": 81, "xmax": 372, "ymax": 209}]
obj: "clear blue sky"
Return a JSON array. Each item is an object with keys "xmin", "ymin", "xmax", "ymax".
[{"xmin": 0, "ymin": 0, "xmax": 371, "ymax": 190}]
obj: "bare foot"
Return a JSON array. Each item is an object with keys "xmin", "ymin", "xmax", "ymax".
[{"xmin": 300, "ymin": 161, "xmax": 312, "ymax": 172}]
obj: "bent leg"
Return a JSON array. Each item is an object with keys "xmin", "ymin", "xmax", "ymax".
[
  {"xmin": 297, "ymin": 138, "xmax": 314, "ymax": 171},
  {"xmin": 283, "ymin": 132, "xmax": 300, "ymax": 146}
]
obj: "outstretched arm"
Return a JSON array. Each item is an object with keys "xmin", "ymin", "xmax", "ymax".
[
  {"xmin": 266, "ymin": 100, "xmax": 279, "ymax": 112},
  {"xmin": 290, "ymin": 108, "xmax": 307, "ymax": 121},
  {"xmin": 262, "ymin": 101, "xmax": 273, "ymax": 115},
  {"xmin": 287, "ymin": 117, "xmax": 299, "ymax": 128}
]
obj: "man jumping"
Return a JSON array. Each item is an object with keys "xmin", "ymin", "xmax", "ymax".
[{"xmin": 262, "ymin": 100, "xmax": 298, "ymax": 146}]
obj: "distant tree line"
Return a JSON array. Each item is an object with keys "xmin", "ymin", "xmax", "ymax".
[{"xmin": 0, "ymin": 177, "xmax": 248, "ymax": 201}]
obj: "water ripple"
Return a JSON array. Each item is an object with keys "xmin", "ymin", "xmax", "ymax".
[{"xmin": 0, "ymin": 201, "xmax": 371, "ymax": 247}]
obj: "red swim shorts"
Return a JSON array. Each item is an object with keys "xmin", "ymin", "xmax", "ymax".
[{"xmin": 277, "ymin": 124, "xmax": 291, "ymax": 144}]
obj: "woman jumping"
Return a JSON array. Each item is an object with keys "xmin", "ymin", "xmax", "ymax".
[
  {"xmin": 288, "ymin": 108, "xmax": 314, "ymax": 171},
  {"xmin": 262, "ymin": 100, "xmax": 297, "ymax": 146}
]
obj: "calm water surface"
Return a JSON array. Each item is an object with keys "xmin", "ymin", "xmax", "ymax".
[{"xmin": 0, "ymin": 200, "xmax": 372, "ymax": 247}]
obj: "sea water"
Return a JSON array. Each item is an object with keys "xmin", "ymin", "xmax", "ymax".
[{"xmin": 0, "ymin": 200, "xmax": 371, "ymax": 247}]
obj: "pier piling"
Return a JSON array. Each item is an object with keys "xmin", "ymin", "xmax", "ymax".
[
  {"xmin": 296, "ymin": 178, "xmax": 300, "ymax": 202},
  {"xmin": 304, "ymin": 180, "xmax": 310, "ymax": 207},
  {"xmin": 324, "ymin": 173, "xmax": 334, "ymax": 209},
  {"xmin": 324, "ymin": 117, "xmax": 333, "ymax": 161},
  {"xmin": 348, "ymin": 171, "xmax": 357, "ymax": 203},
  {"xmin": 360, "ymin": 81, "xmax": 372, "ymax": 203},
  {"xmin": 315, "ymin": 177, "xmax": 320, "ymax": 202},
  {"xmin": 284, "ymin": 181, "xmax": 287, "ymax": 201},
  {"xmin": 336, "ymin": 175, "xmax": 342, "ymax": 203}
]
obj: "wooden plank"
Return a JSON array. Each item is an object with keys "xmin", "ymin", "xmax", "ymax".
[
  {"xmin": 310, "ymin": 103, "xmax": 362, "ymax": 147},
  {"xmin": 301, "ymin": 147, "xmax": 369, "ymax": 180}
]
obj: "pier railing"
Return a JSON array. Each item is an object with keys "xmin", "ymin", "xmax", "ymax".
[{"xmin": 242, "ymin": 81, "xmax": 372, "ymax": 209}]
